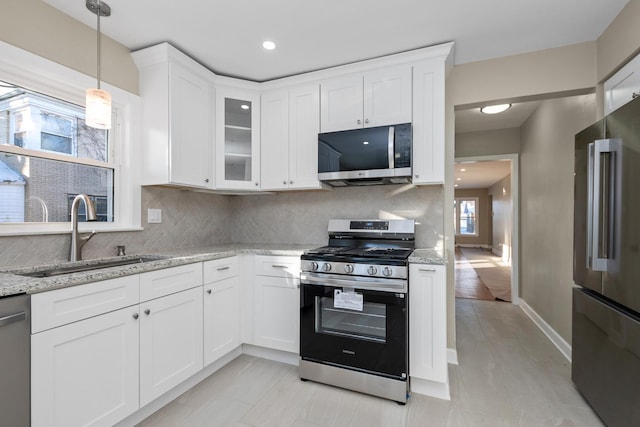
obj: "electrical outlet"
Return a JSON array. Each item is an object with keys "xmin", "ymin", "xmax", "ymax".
[{"xmin": 148, "ymin": 208, "xmax": 162, "ymax": 224}]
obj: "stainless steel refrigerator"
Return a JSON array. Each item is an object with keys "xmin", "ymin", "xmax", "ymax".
[{"xmin": 573, "ymin": 95, "xmax": 640, "ymax": 427}]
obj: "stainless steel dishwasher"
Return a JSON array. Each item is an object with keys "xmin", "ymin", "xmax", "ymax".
[{"xmin": 0, "ymin": 293, "xmax": 30, "ymax": 426}]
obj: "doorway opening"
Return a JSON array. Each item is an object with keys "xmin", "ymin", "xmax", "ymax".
[{"xmin": 453, "ymin": 155, "xmax": 519, "ymax": 304}]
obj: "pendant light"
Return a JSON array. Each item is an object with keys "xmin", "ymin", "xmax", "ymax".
[{"xmin": 85, "ymin": 0, "xmax": 111, "ymax": 129}]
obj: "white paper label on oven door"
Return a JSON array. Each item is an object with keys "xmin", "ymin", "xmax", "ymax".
[{"xmin": 334, "ymin": 289, "xmax": 363, "ymax": 311}]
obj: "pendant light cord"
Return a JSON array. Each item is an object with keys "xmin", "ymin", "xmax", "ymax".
[{"xmin": 96, "ymin": 0, "xmax": 101, "ymax": 90}]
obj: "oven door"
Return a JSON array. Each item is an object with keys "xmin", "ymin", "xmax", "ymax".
[{"xmin": 300, "ymin": 280, "xmax": 407, "ymax": 380}]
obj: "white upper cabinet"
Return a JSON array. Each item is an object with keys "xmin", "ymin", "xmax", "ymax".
[
  {"xmin": 216, "ymin": 86, "xmax": 261, "ymax": 190},
  {"xmin": 412, "ymin": 58, "xmax": 447, "ymax": 185},
  {"xmin": 132, "ymin": 43, "xmax": 214, "ymax": 189},
  {"xmin": 261, "ymin": 84, "xmax": 321, "ymax": 190},
  {"xmin": 320, "ymin": 65, "xmax": 412, "ymax": 132},
  {"xmin": 604, "ymin": 52, "xmax": 640, "ymax": 115}
]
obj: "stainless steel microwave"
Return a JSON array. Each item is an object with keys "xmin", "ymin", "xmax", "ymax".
[{"xmin": 317, "ymin": 123, "xmax": 412, "ymax": 186}]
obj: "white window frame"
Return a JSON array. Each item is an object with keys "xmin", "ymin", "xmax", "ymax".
[
  {"xmin": 0, "ymin": 40, "xmax": 142, "ymax": 235},
  {"xmin": 454, "ymin": 197, "xmax": 479, "ymax": 237}
]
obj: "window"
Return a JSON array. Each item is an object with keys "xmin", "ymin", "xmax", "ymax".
[
  {"xmin": 0, "ymin": 81, "xmax": 113, "ymax": 223},
  {"xmin": 0, "ymin": 41, "xmax": 141, "ymax": 235},
  {"xmin": 454, "ymin": 198, "xmax": 478, "ymax": 236}
]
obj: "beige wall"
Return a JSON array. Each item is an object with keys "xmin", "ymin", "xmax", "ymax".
[
  {"xmin": 454, "ymin": 189, "xmax": 491, "ymax": 247},
  {"xmin": 455, "ymin": 128, "xmax": 521, "ymax": 158},
  {"xmin": 488, "ymin": 174, "xmax": 512, "ymax": 259},
  {"xmin": 519, "ymin": 94, "xmax": 596, "ymax": 342},
  {"xmin": 597, "ymin": 0, "xmax": 640, "ymax": 82},
  {"xmin": 0, "ymin": 0, "xmax": 139, "ymax": 94},
  {"xmin": 449, "ymin": 42, "xmax": 596, "ymax": 108}
]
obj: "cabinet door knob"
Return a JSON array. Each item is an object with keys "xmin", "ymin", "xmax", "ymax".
[
  {"xmin": 357, "ymin": 119, "xmax": 362, "ymax": 124},
  {"xmin": 289, "ymin": 180, "xmax": 294, "ymax": 185},
  {"xmin": 255, "ymin": 182, "xmax": 259, "ymax": 187},
  {"xmin": 633, "ymin": 92, "xmax": 640, "ymax": 99},
  {"xmin": 283, "ymin": 180, "xmax": 287, "ymax": 185},
  {"xmin": 207, "ymin": 289, "xmax": 212, "ymax": 295},
  {"xmin": 415, "ymin": 174, "xmax": 420, "ymax": 179},
  {"xmin": 365, "ymin": 118, "xmax": 369, "ymax": 124},
  {"xmin": 205, "ymin": 178, "xmax": 210, "ymax": 183},
  {"xmin": 132, "ymin": 313, "xmax": 139, "ymax": 320},
  {"xmin": 144, "ymin": 309, "xmax": 151, "ymax": 315}
]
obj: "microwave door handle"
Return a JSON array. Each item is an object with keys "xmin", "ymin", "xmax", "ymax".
[{"xmin": 388, "ymin": 126, "xmax": 395, "ymax": 169}]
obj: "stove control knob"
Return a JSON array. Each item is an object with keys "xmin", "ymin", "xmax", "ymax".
[
  {"xmin": 344, "ymin": 264, "xmax": 354, "ymax": 273},
  {"xmin": 382, "ymin": 267, "xmax": 393, "ymax": 277},
  {"xmin": 367, "ymin": 266, "xmax": 378, "ymax": 275},
  {"xmin": 322, "ymin": 263, "xmax": 332, "ymax": 272},
  {"xmin": 310, "ymin": 262, "xmax": 319, "ymax": 271}
]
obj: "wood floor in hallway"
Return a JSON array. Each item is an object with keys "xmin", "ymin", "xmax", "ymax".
[{"xmin": 136, "ymin": 299, "xmax": 603, "ymax": 427}]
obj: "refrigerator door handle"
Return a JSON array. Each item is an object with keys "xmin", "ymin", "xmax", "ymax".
[{"xmin": 590, "ymin": 139, "xmax": 620, "ymax": 271}]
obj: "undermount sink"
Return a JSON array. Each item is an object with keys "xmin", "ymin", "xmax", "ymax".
[{"xmin": 13, "ymin": 256, "xmax": 171, "ymax": 278}]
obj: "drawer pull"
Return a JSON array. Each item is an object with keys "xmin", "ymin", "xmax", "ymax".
[
  {"xmin": 207, "ymin": 289, "xmax": 212, "ymax": 295},
  {"xmin": 272, "ymin": 265, "xmax": 288, "ymax": 268},
  {"xmin": 419, "ymin": 268, "xmax": 436, "ymax": 272},
  {"xmin": 217, "ymin": 266, "xmax": 230, "ymax": 271},
  {"xmin": 144, "ymin": 309, "xmax": 151, "ymax": 315}
]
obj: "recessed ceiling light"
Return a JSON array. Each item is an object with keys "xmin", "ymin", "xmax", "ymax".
[
  {"xmin": 460, "ymin": 168, "xmax": 466, "ymax": 172},
  {"xmin": 456, "ymin": 178, "xmax": 462, "ymax": 181},
  {"xmin": 240, "ymin": 104, "xmax": 250, "ymax": 110},
  {"xmin": 363, "ymin": 141, "xmax": 369, "ymax": 145},
  {"xmin": 262, "ymin": 41, "xmax": 276, "ymax": 50},
  {"xmin": 480, "ymin": 104, "xmax": 511, "ymax": 114},
  {"xmin": 454, "ymin": 184, "xmax": 459, "ymax": 187}
]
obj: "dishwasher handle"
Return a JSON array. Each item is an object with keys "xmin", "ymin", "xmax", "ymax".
[{"xmin": 0, "ymin": 311, "xmax": 26, "ymax": 328}]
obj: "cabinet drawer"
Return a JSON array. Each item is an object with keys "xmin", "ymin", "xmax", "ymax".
[
  {"xmin": 31, "ymin": 275, "xmax": 140, "ymax": 333},
  {"xmin": 254, "ymin": 255, "xmax": 300, "ymax": 278},
  {"xmin": 139, "ymin": 263, "xmax": 203, "ymax": 301},
  {"xmin": 203, "ymin": 256, "xmax": 239, "ymax": 283}
]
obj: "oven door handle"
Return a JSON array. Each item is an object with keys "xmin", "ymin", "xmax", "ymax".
[{"xmin": 300, "ymin": 273, "xmax": 407, "ymax": 293}]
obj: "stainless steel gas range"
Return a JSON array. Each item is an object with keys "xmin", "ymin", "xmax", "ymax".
[{"xmin": 299, "ymin": 219, "xmax": 414, "ymax": 404}]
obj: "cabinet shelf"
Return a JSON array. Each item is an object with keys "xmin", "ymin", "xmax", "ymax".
[{"xmin": 225, "ymin": 152, "xmax": 252, "ymax": 158}]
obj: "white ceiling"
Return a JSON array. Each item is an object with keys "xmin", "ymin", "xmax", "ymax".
[
  {"xmin": 44, "ymin": 0, "xmax": 628, "ymax": 82},
  {"xmin": 455, "ymin": 160, "xmax": 512, "ymax": 190}
]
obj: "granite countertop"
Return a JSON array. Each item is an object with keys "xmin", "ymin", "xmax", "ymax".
[
  {"xmin": 0, "ymin": 243, "xmax": 312, "ymax": 297},
  {"xmin": 408, "ymin": 248, "xmax": 447, "ymax": 265},
  {"xmin": 0, "ymin": 243, "xmax": 446, "ymax": 297}
]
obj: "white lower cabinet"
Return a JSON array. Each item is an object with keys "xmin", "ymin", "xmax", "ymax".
[
  {"xmin": 409, "ymin": 264, "xmax": 449, "ymax": 399},
  {"xmin": 254, "ymin": 255, "xmax": 300, "ymax": 353},
  {"xmin": 31, "ymin": 263, "xmax": 204, "ymax": 427},
  {"xmin": 203, "ymin": 257, "xmax": 241, "ymax": 366},
  {"xmin": 139, "ymin": 286, "xmax": 204, "ymax": 407},
  {"xmin": 31, "ymin": 306, "xmax": 140, "ymax": 427}
]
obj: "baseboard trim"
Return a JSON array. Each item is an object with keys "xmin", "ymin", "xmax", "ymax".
[
  {"xmin": 519, "ymin": 299, "xmax": 572, "ymax": 362},
  {"xmin": 410, "ymin": 376, "xmax": 450, "ymax": 401},
  {"xmin": 455, "ymin": 244, "xmax": 491, "ymax": 249},
  {"xmin": 242, "ymin": 344, "xmax": 299, "ymax": 366},
  {"xmin": 447, "ymin": 348, "xmax": 459, "ymax": 365}
]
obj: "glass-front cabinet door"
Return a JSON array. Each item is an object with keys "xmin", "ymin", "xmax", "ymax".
[{"xmin": 215, "ymin": 87, "xmax": 260, "ymax": 190}]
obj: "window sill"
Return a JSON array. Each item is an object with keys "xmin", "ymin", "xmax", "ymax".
[{"xmin": 0, "ymin": 223, "xmax": 144, "ymax": 237}]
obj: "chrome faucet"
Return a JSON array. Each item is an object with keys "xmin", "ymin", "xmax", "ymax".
[{"xmin": 69, "ymin": 194, "xmax": 97, "ymax": 262}]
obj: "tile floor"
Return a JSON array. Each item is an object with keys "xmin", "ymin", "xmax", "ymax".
[{"xmin": 137, "ymin": 299, "xmax": 604, "ymax": 427}]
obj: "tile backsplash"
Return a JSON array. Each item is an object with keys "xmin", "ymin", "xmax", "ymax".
[{"xmin": 0, "ymin": 184, "xmax": 443, "ymax": 268}]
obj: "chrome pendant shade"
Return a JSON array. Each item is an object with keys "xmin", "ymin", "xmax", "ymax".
[{"xmin": 85, "ymin": 0, "xmax": 112, "ymax": 129}]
